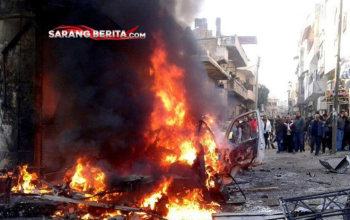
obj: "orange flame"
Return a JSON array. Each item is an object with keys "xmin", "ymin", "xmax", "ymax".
[
  {"xmin": 200, "ymin": 130, "xmax": 220, "ymax": 189},
  {"xmin": 167, "ymin": 189, "xmax": 219, "ymax": 220},
  {"xmin": 11, "ymin": 165, "xmax": 38, "ymax": 193},
  {"xmin": 13, "ymin": 35, "xmax": 223, "ymax": 220},
  {"xmin": 66, "ymin": 157, "xmax": 106, "ymax": 194},
  {"xmin": 142, "ymin": 176, "xmax": 173, "ymax": 210},
  {"xmin": 147, "ymin": 37, "xmax": 199, "ymax": 167}
]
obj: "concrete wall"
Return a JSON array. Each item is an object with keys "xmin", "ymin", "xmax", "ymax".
[
  {"xmin": 340, "ymin": 0, "xmax": 350, "ymax": 59},
  {"xmin": 324, "ymin": 0, "xmax": 338, "ymax": 75}
]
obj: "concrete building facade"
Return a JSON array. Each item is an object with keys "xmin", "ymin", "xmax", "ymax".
[
  {"xmin": 194, "ymin": 18, "xmax": 258, "ymax": 120},
  {"xmin": 294, "ymin": 0, "xmax": 350, "ymax": 117}
]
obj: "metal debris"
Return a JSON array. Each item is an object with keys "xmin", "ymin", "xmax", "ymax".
[
  {"xmin": 280, "ymin": 188, "xmax": 350, "ymax": 220},
  {"xmin": 319, "ymin": 156, "xmax": 350, "ymax": 174}
]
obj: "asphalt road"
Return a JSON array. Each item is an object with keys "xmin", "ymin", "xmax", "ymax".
[{"xmin": 221, "ymin": 145, "xmax": 350, "ymax": 216}]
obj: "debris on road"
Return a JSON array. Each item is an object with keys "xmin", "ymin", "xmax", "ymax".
[
  {"xmin": 319, "ymin": 156, "xmax": 350, "ymax": 174},
  {"xmin": 307, "ymin": 179, "xmax": 332, "ymax": 185},
  {"xmin": 212, "ymin": 212, "xmax": 285, "ymax": 220},
  {"xmin": 280, "ymin": 188, "xmax": 350, "ymax": 220}
]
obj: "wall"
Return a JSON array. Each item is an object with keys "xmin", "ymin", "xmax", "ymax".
[
  {"xmin": 0, "ymin": 1, "xmax": 37, "ymax": 168},
  {"xmin": 340, "ymin": 0, "xmax": 349, "ymax": 59},
  {"xmin": 324, "ymin": 0, "xmax": 338, "ymax": 75}
]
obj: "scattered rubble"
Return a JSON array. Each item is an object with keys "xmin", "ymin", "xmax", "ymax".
[{"xmin": 319, "ymin": 156, "xmax": 350, "ymax": 174}]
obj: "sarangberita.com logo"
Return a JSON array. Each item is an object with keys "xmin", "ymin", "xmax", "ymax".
[{"xmin": 48, "ymin": 25, "xmax": 146, "ymax": 40}]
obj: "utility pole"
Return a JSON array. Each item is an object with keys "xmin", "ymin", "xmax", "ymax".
[
  {"xmin": 332, "ymin": 0, "xmax": 343, "ymax": 154},
  {"xmin": 255, "ymin": 57, "xmax": 260, "ymax": 110},
  {"xmin": 287, "ymin": 81, "xmax": 292, "ymax": 115}
]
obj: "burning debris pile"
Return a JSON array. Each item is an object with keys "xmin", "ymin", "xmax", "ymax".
[{"xmin": 1, "ymin": 138, "xmax": 222, "ymax": 220}]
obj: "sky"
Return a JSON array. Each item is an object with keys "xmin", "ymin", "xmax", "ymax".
[{"xmin": 196, "ymin": 0, "xmax": 320, "ymax": 101}]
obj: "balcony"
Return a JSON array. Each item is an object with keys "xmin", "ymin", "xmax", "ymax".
[
  {"xmin": 214, "ymin": 46, "xmax": 228, "ymax": 64},
  {"xmin": 237, "ymin": 66, "xmax": 255, "ymax": 77},
  {"xmin": 305, "ymin": 80, "xmax": 326, "ymax": 101},
  {"xmin": 221, "ymin": 36, "xmax": 248, "ymax": 68},
  {"xmin": 200, "ymin": 51, "xmax": 230, "ymax": 80},
  {"xmin": 247, "ymin": 90, "xmax": 255, "ymax": 102},
  {"xmin": 228, "ymin": 79, "xmax": 248, "ymax": 99}
]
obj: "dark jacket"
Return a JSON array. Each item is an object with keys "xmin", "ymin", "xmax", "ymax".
[
  {"xmin": 275, "ymin": 119, "xmax": 284, "ymax": 135},
  {"xmin": 308, "ymin": 120, "xmax": 324, "ymax": 137},
  {"xmin": 324, "ymin": 117, "xmax": 333, "ymax": 132},
  {"xmin": 337, "ymin": 116, "xmax": 346, "ymax": 130},
  {"xmin": 240, "ymin": 121, "xmax": 251, "ymax": 137},
  {"xmin": 345, "ymin": 119, "xmax": 350, "ymax": 135},
  {"xmin": 293, "ymin": 116, "xmax": 305, "ymax": 133}
]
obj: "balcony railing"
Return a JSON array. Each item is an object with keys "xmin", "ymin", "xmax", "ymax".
[{"xmin": 228, "ymin": 79, "xmax": 248, "ymax": 99}]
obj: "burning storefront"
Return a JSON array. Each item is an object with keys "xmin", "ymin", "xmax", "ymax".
[{"xmin": 0, "ymin": 0, "xmax": 265, "ymax": 219}]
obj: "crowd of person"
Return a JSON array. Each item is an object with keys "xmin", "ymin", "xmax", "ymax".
[{"xmin": 262, "ymin": 110, "xmax": 350, "ymax": 156}]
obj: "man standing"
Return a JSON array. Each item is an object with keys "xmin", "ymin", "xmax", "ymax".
[
  {"xmin": 250, "ymin": 116, "xmax": 258, "ymax": 138},
  {"xmin": 231, "ymin": 121, "xmax": 242, "ymax": 145},
  {"xmin": 293, "ymin": 111, "xmax": 306, "ymax": 153},
  {"xmin": 321, "ymin": 113, "xmax": 328, "ymax": 153},
  {"xmin": 283, "ymin": 116, "xmax": 294, "ymax": 152},
  {"xmin": 240, "ymin": 116, "xmax": 251, "ymax": 141},
  {"xmin": 324, "ymin": 112, "xmax": 333, "ymax": 152},
  {"xmin": 275, "ymin": 115, "xmax": 285, "ymax": 153},
  {"xmin": 337, "ymin": 111, "xmax": 346, "ymax": 151},
  {"xmin": 342, "ymin": 112, "xmax": 349, "ymax": 151},
  {"xmin": 308, "ymin": 114, "xmax": 324, "ymax": 156},
  {"xmin": 262, "ymin": 116, "xmax": 272, "ymax": 149}
]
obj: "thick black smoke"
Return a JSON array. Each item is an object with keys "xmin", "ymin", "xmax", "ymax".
[{"xmin": 39, "ymin": 0, "xmax": 222, "ymax": 175}]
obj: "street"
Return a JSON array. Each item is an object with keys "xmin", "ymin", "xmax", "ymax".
[{"xmin": 224, "ymin": 148, "xmax": 350, "ymax": 214}]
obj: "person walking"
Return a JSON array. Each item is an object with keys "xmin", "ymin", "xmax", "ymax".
[
  {"xmin": 308, "ymin": 114, "xmax": 324, "ymax": 156},
  {"xmin": 293, "ymin": 111, "xmax": 306, "ymax": 153},
  {"xmin": 305, "ymin": 116, "xmax": 313, "ymax": 148},
  {"xmin": 275, "ymin": 115, "xmax": 285, "ymax": 153},
  {"xmin": 337, "ymin": 111, "xmax": 346, "ymax": 151},
  {"xmin": 283, "ymin": 116, "xmax": 294, "ymax": 152}
]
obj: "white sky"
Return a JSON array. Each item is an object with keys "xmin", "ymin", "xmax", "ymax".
[{"xmin": 197, "ymin": 0, "xmax": 320, "ymax": 100}]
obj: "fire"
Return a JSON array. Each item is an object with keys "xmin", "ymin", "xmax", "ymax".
[
  {"xmin": 81, "ymin": 213, "xmax": 91, "ymax": 219},
  {"xmin": 178, "ymin": 140, "xmax": 197, "ymax": 165},
  {"xmin": 8, "ymin": 36, "xmax": 223, "ymax": 220},
  {"xmin": 144, "ymin": 37, "xmax": 221, "ymax": 217},
  {"xmin": 52, "ymin": 211, "xmax": 64, "ymax": 218},
  {"xmin": 165, "ymin": 155, "xmax": 178, "ymax": 164},
  {"xmin": 11, "ymin": 165, "xmax": 38, "ymax": 193},
  {"xmin": 200, "ymin": 130, "xmax": 220, "ymax": 189},
  {"xmin": 66, "ymin": 157, "xmax": 106, "ymax": 194},
  {"xmin": 204, "ymin": 114, "xmax": 216, "ymax": 125},
  {"xmin": 147, "ymin": 37, "xmax": 199, "ymax": 167},
  {"xmin": 142, "ymin": 176, "xmax": 173, "ymax": 210},
  {"xmin": 149, "ymin": 41, "xmax": 187, "ymax": 128},
  {"xmin": 167, "ymin": 189, "xmax": 219, "ymax": 220}
]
